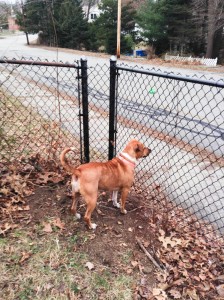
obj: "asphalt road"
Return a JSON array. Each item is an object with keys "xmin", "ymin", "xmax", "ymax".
[
  {"xmin": 1, "ymin": 33, "xmax": 223, "ymax": 158},
  {"xmin": 1, "ymin": 33, "xmax": 224, "ymax": 232}
]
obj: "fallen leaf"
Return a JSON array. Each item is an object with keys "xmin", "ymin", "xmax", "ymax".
[
  {"xmin": 216, "ymin": 275, "xmax": 224, "ymax": 282},
  {"xmin": 153, "ymin": 288, "xmax": 163, "ymax": 296},
  {"xmin": 185, "ymin": 288, "xmax": 200, "ymax": 300},
  {"xmin": 85, "ymin": 262, "xmax": 94, "ymax": 270},
  {"xmin": 0, "ymin": 187, "xmax": 10, "ymax": 195},
  {"xmin": 42, "ymin": 222, "xmax": 53, "ymax": 233},
  {"xmin": 217, "ymin": 284, "xmax": 224, "ymax": 297},
  {"xmin": 198, "ymin": 282, "xmax": 210, "ymax": 292},
  {"xmin": 89, "ymin": 234, "xmax": 96, "ymax": 240},
  {"xmin": 169, "ymin": 289, "xmax": 182, "ymax": 299},
  {"xmin": 20, "ymin": 252, "xmax": 32, "ymax": 264},
  {"xmin": 143, "ymin": 241, "xmax": 150, "ymax": 248},
  {"xmin": 156, "ymin": 273, "xmax": 168, "ymax": 283},
  {"xmin": 158, "ymin": 235, "xmax": 182, "ymax": 248},
  {"xmin": 199, "ymin": 273, "xmax": 206, "ymax": 281},
  {"xmin": 153, "ymin": 288, "xmax": 167, "ymax": 300},
  {"xmin": 131, "ymin": 261, "xmax": 138, "ymax": 268},
  {"xmin": 18, "ymin": 205, "xmax": 30, "ymax": 211},
  {"xmin": 0, "ymin": 223, "xmax": 18, "ymax": 236},
  {"xmin": 36, "ymin": 172, "xmax": 63, "ymax": 184},
  {"xmin": 52, "ymin": 218, "xmax": 65, "ymax": 230}
]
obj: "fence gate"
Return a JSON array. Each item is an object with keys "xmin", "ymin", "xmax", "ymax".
[{"xmin": 0, "ymin": 57, "xmax": 89, "ymax": 164}]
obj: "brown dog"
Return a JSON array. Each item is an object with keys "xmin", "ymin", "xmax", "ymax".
[{"xmin": 60, "ymin": 140, "xmax": 151, "ymax": 229}]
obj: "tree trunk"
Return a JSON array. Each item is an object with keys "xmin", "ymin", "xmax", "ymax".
[
  {"xmin": 205, "ymin": 0, "xmax": 215, "ymax": 58},
  {"xmin": 205, "ymin": 30, "xmax": 214, "ymax": 58}
]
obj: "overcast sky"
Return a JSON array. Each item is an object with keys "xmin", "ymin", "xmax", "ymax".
[{"xmin": 2, "ymin": 0, "xmax": 19, "ymax": 4}]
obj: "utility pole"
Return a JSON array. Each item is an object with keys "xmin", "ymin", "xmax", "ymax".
[
  {"xmin": 116, "ymin": 0, "xmax": 121, "ymax": 58},
  {"xmin": 21, "ymin": 0, "xmax": 29, "ymax": 45}
]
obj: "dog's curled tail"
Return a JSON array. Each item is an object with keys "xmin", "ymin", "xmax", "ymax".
[{"xmin": 60, "ymin": 147, "xmax": 76, "ymax": 174}]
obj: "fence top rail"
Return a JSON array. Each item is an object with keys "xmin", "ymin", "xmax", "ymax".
[
  {"xmin": 0, "ymin": 58, "xmax": 80, "ymax": 69},
  {"xmin": 116, "ymin": 65, "xmax": 224, "ymax": 88}
]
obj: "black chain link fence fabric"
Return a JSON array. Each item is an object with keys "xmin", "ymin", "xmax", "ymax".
[
  {"xmin": 114, "ymin": 63, "xmax": 224, "ymax": 235},
  {"xmin": 87, "ymin": 63, "xmax": 110, "ymax": 161},
  {"xmin": 0, "ymin": 57, "xmax": 223, "ymax": 236},
  {"xmin": 0, "ymin": 57, "xmax": 82, "ymax": 162}
]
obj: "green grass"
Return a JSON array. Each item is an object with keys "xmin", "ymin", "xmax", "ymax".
[{"xmin": 0, "ymin": 228, "xmax": 134, "ymax": 300}]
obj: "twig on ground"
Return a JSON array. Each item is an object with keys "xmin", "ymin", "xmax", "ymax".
[
  {"xmin": 129, "ymin": 206, "xmax": 143, "ymax": 212},
  {"xmin": 136, "ymin": 237, "xmax": 165, "ymax": 272},
  {"xmin": 99, "ymin": 205, "xmax": 117, "ymax": 211}
]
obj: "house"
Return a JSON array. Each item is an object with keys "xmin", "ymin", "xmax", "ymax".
[
  {"xmin": 8, "ymin": 7, "xmax": 20, "ymax": 31},
  {"xmin": 82, "ymin": 0, "xmax": 101, "ymax": 22}
]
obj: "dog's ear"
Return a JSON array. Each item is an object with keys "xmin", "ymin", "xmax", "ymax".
[{"xmin": 134, "ymin": 143, "xmax": 141, "ymax": 152}]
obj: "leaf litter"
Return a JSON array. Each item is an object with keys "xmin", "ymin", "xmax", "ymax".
[{"xmin": 0, "ymin": 156, "xmax": 224, "ymax": 299}]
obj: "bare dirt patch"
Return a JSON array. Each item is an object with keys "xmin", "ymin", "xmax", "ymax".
[{"xmin": 0, "ymin": 176, "xmax": 156, "ymax": 299}]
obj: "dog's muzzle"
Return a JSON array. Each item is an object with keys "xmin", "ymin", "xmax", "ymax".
[{"xmin": 143, "ymin": 148, "xmax": 151, "ymax": 157}]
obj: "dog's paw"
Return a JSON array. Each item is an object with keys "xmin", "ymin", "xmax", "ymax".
[
  {"xmin": 75, "ymin": 213, "xmax": 81, "ymax": 220},
  {"xmin": 90, "ymin": 223, "xmax": 97, "ymax": 230},
  {"xmin": 121, "ymin": 209, "xmax": 127, "ymax": 215},
  {"xmin": 113, "ymin": 202, "xmax": 120, "ymax": 209}
]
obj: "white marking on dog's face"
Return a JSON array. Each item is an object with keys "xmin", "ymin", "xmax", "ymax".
[{"xmin": 71, "ymin": 177, "xmax": 80, "ymax": 193}]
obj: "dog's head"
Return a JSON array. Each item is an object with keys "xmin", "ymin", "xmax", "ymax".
[{"xmin": 124, "ymin": 139, "xmax": 151, "ymax": 159}]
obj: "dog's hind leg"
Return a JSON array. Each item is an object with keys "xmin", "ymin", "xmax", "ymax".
[
  {"xmin": 120, "ymin": 187, "xmax": 129, "ymax": 214},
  {"xmin": 112, "ymin": 191, "xmax": 120, "ymax": 208},
  {"xmin": 71, "ymin": 176, "xmax": 81, "ymax": 219},
  {"xmin": 71, "ymin": 192, "xmax": 81, "ymax": 220},
  {"xmin": 84, "ymin": 194, "xmax": 97, "ymax": 230}
]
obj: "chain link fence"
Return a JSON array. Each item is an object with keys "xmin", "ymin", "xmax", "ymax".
[
  {"xmin": 0, "ymin": 56, "xmax": 224, "ymax": 236},
  {"xmin": 87, "ymin": 63, "xmax": 110, "ymax": 161},
  {"xmin": 0, "ymin": 57, "xmax": 83, "ymax": 163},
  {"xmin": 111, "ymin": 62, "xmax": 224, "ymax": 235}
]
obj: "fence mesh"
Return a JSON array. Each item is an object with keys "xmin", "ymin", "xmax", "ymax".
[
  {"xmin": 87, "ymin": 63, "xmax": 110, "ymax": 161},
  {"xmin": 114, "ymin": 64, "xmax": 224, "ymax": 235},
  {"xmin": 0, "ymin": 57, "xmax": 224, "ymax": 236},
  {"xmin": 0, "ymin": 58, "xmax": 82, "ymax": 163}
]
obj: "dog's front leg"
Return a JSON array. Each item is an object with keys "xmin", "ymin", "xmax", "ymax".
[
  {"xmin": 112, "ymin": 191, "xmax": 120, "ymax": 208},
  {"xmin": 120, "ymin": 187, "xmax": 129, "ymax": 214}
]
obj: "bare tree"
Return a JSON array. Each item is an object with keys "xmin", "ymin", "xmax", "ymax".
[{"xmin": 192, "ymin": 0, "xmax": 224, "ymax": 58}]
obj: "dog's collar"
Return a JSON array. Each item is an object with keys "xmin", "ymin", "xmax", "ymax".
[{"xmin": 118, "ymin": 152, "xmax": 137, "ymax": 168}]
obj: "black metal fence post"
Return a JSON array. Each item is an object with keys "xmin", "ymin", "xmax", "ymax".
[
  {"xmin": 80, "ymin": 57, "xmax": 90, "ymax": 163},
  {"xmin": 108, "ymin": 56, "xmax": 117, "ymax": 160}
]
